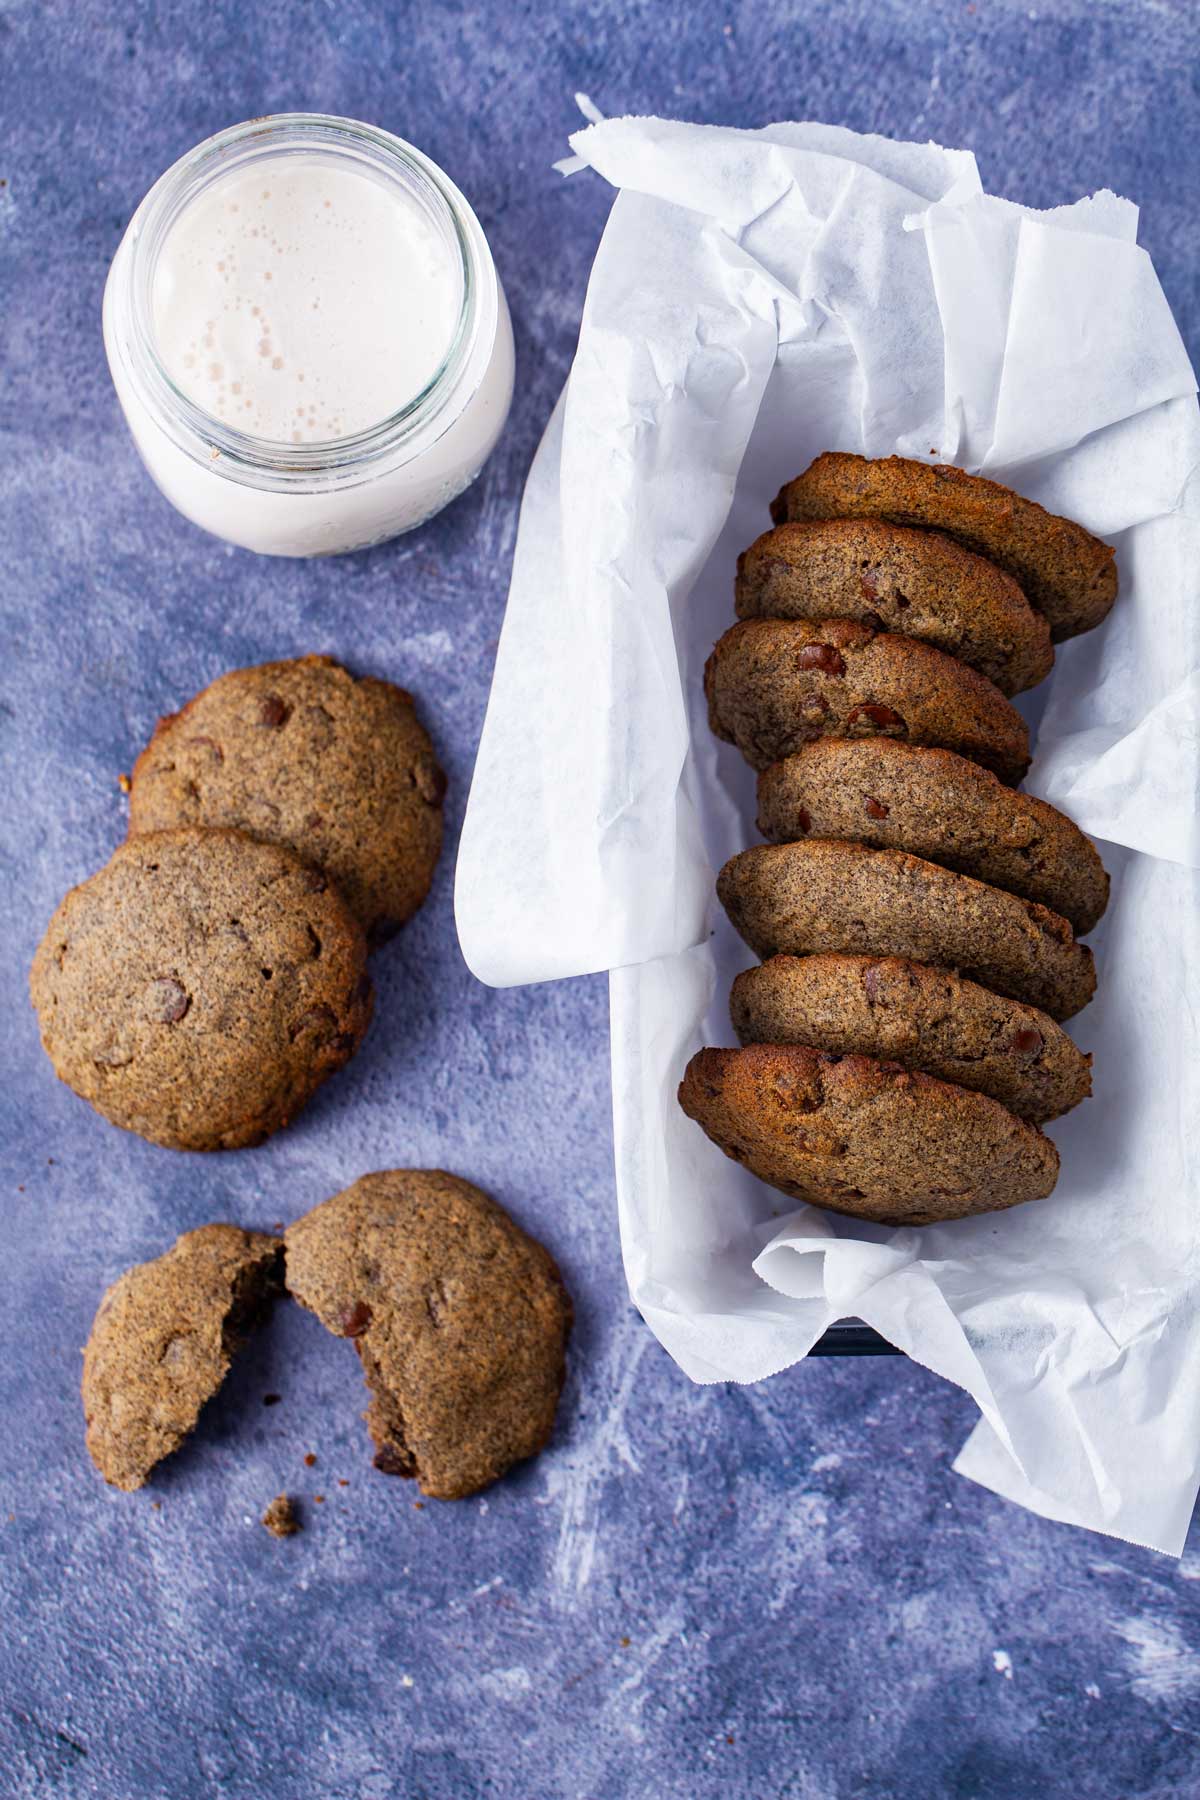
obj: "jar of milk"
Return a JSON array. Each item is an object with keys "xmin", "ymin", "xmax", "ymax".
[{"xmin": 103, "ymin": 114, "xmax": 515, "ymax": 557}]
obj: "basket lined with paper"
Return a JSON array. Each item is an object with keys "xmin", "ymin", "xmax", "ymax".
[{"xmin": 456, "ymin": 115, "xmax": 1200, "ymax": 1553}]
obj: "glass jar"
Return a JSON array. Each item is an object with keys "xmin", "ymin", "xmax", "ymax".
[{"xmin": 103, "ymin": 114, "xmax": 515, "ymax": 557}]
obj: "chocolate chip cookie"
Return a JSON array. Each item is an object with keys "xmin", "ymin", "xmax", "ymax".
[
  {"xmin": 757, "ymin": 739, "xmax": 1109, "ymax": 935},
  {"xmin": 30, "ymin": 828, "xmax": 373, "ymax": 1151},
  {"xmin": 82, "ymin": 1225, "xmax": 283, "ymax": 1490},
  {"xmin": 736, "ymin": 519, "xmax": 1053, "ymax": 695},
  {"xmin": 128, "ymin": 655, "xmax": 445, "ymax": 947},
  {"xmin": 678, "ymin": 1044, "xmax": 1060, "ymax": 1225},
  {"xmin": 717, "ymin": 840, "xmax": 1095, "ymax": 1019},
  {"xmin": 731, "ymin": 953, "xmax": 1092, "ymax": 1123},
  {"xmin": 771, "ymin": 452, "xmax": 1117, "ymax": 642},
  {"xmin": 705, "ymin": 618, "xmax": 1029, "ymax": 782},
  {"xmin": 285, "ymin": 1171, "xmax": 573, "ymax": 1500}
]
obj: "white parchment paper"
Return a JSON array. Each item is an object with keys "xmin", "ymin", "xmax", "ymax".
[{"xmin": 456, "ymin": 117, "xmax": 1200, "ymax": 1553}]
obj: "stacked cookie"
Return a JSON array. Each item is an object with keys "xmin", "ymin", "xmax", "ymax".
[
  {"xmin": 31, "ymin": 655, "xmax": 444, "ymax": 1152},
  {"xmin": 680, "ymin": 453, "xmax": 1115, "ymax": 1229}
]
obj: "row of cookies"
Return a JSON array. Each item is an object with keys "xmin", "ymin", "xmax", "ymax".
[
  {"xmin": 83, "ymin": 1170, "xmax": 572, "ymax": 1503},
  {"xmin": 30, "ymin": 655, "xmax": 445, "ymax": 1151},
  {"xmin": 680, "ymin": 452, "xmax": 1114, "ymax": 1228}
]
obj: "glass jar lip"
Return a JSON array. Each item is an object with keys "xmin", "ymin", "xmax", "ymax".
[{"xmin": 119, "ymin": 113, "xmax": 485, "ymax": 482}]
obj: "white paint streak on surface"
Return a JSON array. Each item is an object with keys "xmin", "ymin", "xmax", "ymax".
[
  {"xmin": 1113, "ymin": 1615, "xmax": 1200, "ymax": 1704},
  {"xmin": 811, "ymin": 1452, "xmax": 842, "ymax": 1473},
  {"xmin": 993, "ymin": 1649, "xmax": 1014, "ymax": 1680},
  {"xmin": 611, "ymin": 1604, "xmax": 687, "ymax": 1745},
  {"xmin": 479, "ymin": 1665, "xmax": 533, "ymax": 1701},
  {"xmin": 544, "ymin": 1320, "xmax": 649, "ymax": 1599}
]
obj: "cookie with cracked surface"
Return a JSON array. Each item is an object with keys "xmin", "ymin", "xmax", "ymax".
[
  {"xmin": 770, "ymin": 452, "xmax": 1117, "ymax": 642},
  {"xmin": 128, "ymin": 655, "xmax": 445, "ymax": 947},
  {"xmin": 82, "ymin": 1225, "xmax": 283, "ymax": 1491},
  {"xmin": 731, "ymin": 953, "xmax": 1091, "ymax": 1123},
  {"xmin": 284, "ymin": 1171, "xmax": 572, "ymax": 1500},
  {"xmin": 757, "ymin": 739, "xmax": 1109, "ymax": 935},
  {"xmin": 678, "ymin": 1044, "xmax": 1059, "ymax": 1225},
  {"xmin": 717, "ymin": 839, "xmax": 1095, "ymax": 1020},
  {"xmin": 705, "ymin": 617, "xmax": 1029, "ymax": 782},
  {"xmin": 736, "ymin": 519, "xmax": 1053, "ymax": 695},
  {"xmin": 30, "ymin": 827, "xmax": 372, "ymax": 1151}
]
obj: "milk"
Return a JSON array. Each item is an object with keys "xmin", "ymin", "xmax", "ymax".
[
  {"xmin": 152, "ymin": 159, "xmax": 460, "ymax": 444},
  {"xmin": 104, "ymin": 117, "xmax": 515, "ymax": 556}
]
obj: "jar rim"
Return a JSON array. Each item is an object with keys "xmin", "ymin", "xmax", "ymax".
[{"xmin": 114, "ymin": 113, "xmax": 490, "ymax": 487}]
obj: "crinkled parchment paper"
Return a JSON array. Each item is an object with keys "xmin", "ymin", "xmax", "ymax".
[{"xmin": 456, "ymin": 116, "xmax": 1200, "ymax": 1554}]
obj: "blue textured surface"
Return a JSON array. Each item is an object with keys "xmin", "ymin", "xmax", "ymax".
[{"xmin": 3, "ymin": 2, "xmax": 1200, "ymax": 1795}]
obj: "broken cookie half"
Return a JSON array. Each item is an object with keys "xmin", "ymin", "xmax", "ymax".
[
  {"xmin": 285, "ymin": 1170, "xmax": 573, "ymax": 1499},
  {"xmin": 82, "ymin": 1225, "xmax": 283, "ymax": 1490}
]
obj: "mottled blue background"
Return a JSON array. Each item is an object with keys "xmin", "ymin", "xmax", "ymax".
[{"xmin": 3, "ymin": 2, "xmax": 1200, "ymax": 1795}]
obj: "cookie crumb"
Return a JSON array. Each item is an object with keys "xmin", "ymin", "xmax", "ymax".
[
  {"xmin": 118, "ymin": 772, "xmax": 131, "ymax": 794},
  {"xmin": 337, "ymin": 1478, "xmax": 349, "ymax": 1487},
  {"xmin": 261, "ymin": 1494, "xmax": 300, "ymax": 1537},
  {"xmin": 303, "ymin": 1452, "xmax": 316, "ymax": 1467}
]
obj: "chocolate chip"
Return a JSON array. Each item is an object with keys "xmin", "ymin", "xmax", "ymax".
[
  {"xmin": 424, "ymin": 1277, "xmax": 448, "ymax": 1328},
  {"xmin": 340, "ymin": 1301, "xmax": 373, "ymax": 1337},
  {"xmin": 864, "ymin": 795, "xmax": 890, "ymax": 820},
  {"xmin": 795, "ymin": 806, "xmax": 812, "ymax": 835},
  {"xmin": 860, "ymin": 611, "xmax": 885, "ymax": 633},
  {"xmin": 858, "ymin": 572, "xmax": 879, "ymax": 603},
  {"xmin": 146, "ymin": 976, "xmax": 190, "ymax": 1024},
  {"xmin": 770, "ymin": 1071, "xmax": 821, "ymax": 1114},
  {"xmin": 289, "ymin": 1003, "xmax": 336, "ymax": 1042},
  {"xmin": 185, "ymin": 735, "xmax": 224, "ymax": 763},
  {"xmin": 795, "ymin": 643, "xmax": 846, "ymax": 676},
  {"xmin": 412, "ymin": 757, "xmax": 447, "ymax": 806},
  {"xmin": 846, "ymin": 703, "xmax": 906, "ymax": 734},
  {"xmin": 1010, "ymin": 1027, "xmax": 1044, "ymax": 1057},
  {"xmin": 373, "ymin": 1443, "xmax": 416, "ymax": 1477},
  {"xmin": 258, "ymin": 695, "xmax": 291, "ymax": 728}
]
